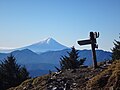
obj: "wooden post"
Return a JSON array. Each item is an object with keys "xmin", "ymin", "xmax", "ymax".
[{"xmin": 90, "ymin": 32, "xmax": 97, "ymax": 69}]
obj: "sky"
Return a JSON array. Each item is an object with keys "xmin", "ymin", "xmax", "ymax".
[{"xmin": 0, "ymin": 0, "xmax": 120, "ymax": 51}]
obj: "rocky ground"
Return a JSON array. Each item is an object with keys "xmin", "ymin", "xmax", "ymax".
[
  {"xmin": 8, "ymin": 60, "xmax": 120, "ymax": 90},
  {"xmin": 46, "ymin": 67, "xmax": 102, "ymax": 90}
]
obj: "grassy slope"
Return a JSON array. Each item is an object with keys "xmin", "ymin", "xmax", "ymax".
[
  {"xmin": 8, "ymin": 60, "xmax": 120, "ymax": 90},
  {"xmin": 8, "ymin": 75, "xmax": 49, "ymax": 90},
  {"xmin": 87, "ymin": 60, "xmax": 120, "ymax": 90}
]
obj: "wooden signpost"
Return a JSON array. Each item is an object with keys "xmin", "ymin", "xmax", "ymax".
[{"xmin": 78, "ymin": 32, "xmax": 99, "ymax": 69}]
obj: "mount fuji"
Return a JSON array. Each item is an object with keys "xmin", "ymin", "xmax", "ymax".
[
  {"xmin": 0, "ymin": 38, "xmax": 68, "ymax": 53},
  {"xmin": 19, "ymin": 38, "xmax": 68, "ymax": 53}
]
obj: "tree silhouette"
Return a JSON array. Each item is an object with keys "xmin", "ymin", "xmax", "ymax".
[
  {"xmin": 111, "ymin": 34, "xmax": 120, "ymax": 60},
  {"xmin": 0, "ymin": 54, "xmax": 30, "ymax": 90},
  {"xmin": 60, "ymin": 47, "xmax": 86, "ymax": 70}
]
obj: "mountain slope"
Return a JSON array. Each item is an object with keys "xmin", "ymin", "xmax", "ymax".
[
  {"xmin": 19, "ymin": 38, "xmax": 68, "ymax": 53},
  {"xmin": 87, "ymin": 60, "xmax": 120, "ymax": 89},
  {"xmin": 9, "ymin": 60, "xmax": 120, "ymax": 90}
]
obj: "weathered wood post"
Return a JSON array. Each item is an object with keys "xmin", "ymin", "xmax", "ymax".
[
  {"xmin": 77, "ymin": 32, "xmax": 99, "ymax": 69},
  {"xmin": 90, "ymin": 32, "xmax": 97, "ymax": 68}
]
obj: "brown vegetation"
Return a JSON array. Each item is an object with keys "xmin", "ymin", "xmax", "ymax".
[
  {"xmin": 8, "ymin": 75, "xmax": 49, "ymax": 90},
  {"xmin": 8, "ymin": 60, "xmax": 120, "ymax": 90},
  {"xmin": 87, "ymin": 60, "xmax": 120, "ymax": 90}
]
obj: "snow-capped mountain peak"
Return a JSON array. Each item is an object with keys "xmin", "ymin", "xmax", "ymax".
[
  {"xmin": 39, "ymin": 37, "xmax": 55, "ymax": 44},
  {"xmin": 45, "ymin": 37, "xmax": 53, "ymax": 44},
  {"xmin": 0, "ymin": 38, "xmax": 68, "ymax": 53},
  {"xmin": 19, "ymin": 38, "xmax": 68, "ymax": 53}
]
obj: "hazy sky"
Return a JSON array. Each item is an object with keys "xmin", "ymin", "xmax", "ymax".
[{"xmin": 0, "ymin": 0, "xmax": 120, "ymax": 51}]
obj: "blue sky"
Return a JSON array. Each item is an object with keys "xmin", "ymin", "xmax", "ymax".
[{"xmin": 0, "ymin": 0, "xmax": 120, "ymax": 51}]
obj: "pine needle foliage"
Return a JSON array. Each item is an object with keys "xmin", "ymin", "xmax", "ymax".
[
  {"xmin": 60, "ymin": 47, "xmax": 86, "ymax": 70},
  {"xmin": 0, "ymin": 54, "xmax": 30, "ymax": 90},
  {"xmin": 111, "ymin": 34, "xmax": 120, "ymax": 60}
]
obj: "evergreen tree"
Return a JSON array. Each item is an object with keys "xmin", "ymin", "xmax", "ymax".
[
  {"xmin": 0, "ymin": 54, "xmax": 30, "ymax": 90},
  {"xmin": 111, "ymin": 35, "xmax": 120, "ymax": 60},
  {"xmin": 60, "ymin": 47, "xmax": 86, "ymax": 70}
]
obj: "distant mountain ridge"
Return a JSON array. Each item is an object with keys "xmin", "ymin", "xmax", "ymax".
[{"xmin": 0, "ymin": 48, "xmax": 111, "ymax": 77}]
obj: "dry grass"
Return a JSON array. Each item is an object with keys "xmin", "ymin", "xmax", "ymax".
[
  {"xmin": 87, "ymin": 60, "xmax": 120, "ymax": 90},
  {"xmin": 8, "ymin": 75, "xmax": 49, "ymax": 90}
]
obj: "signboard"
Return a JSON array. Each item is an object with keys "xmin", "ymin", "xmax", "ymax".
[
  {"xmin": 77, "ymin": 32, "xmax": 99, "ymax": 69},
  {"xmin": 78, "ymin": 39, "xmax": 91, "ymax": 45}
]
